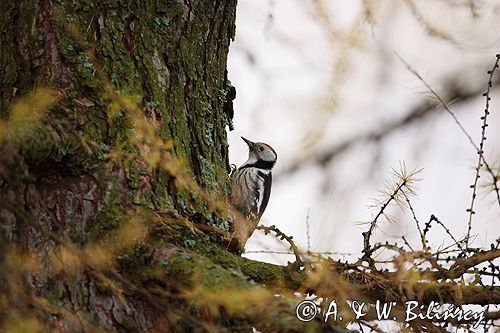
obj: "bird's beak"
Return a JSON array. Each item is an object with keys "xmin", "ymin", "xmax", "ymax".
[{"xmin": 241, "ymin": 136, "xmax": 254, "ymax": 148}]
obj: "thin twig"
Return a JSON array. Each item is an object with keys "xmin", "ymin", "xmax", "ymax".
[
  {"xmin": 424, "ymin": 214, "xmax": 464, "ymax": 251},
  {"xmin": 362, "ymin": 180, "xmax": 406, "ymax": 261},
  {"xmin": 401, "ymin": 188, "xmax": 426, "ymax": 250},
  {"xmin": 397, "ymin": 54, "xmax": 500, "ymax": 250},
  {"xmin": 396, "ymin": 54, "xmax": 498, "ymax": 180},
  {"xmin": 401, "ymin": 236, "xmax": 414, "ymax": 251},
  {"xmin": 396, "ymin": 54, "xmax": 481, "ymax": 153},
  {"xmin": 244, "ymin": 250, "xmax": 354, "ymax": 256},
  {"xmin": 255, "ymin": 225, "xmax": 302, "ymax": 264},
  {"xmin": 466, "ymin": 54, "xmax": 500, "ymax": 249}
]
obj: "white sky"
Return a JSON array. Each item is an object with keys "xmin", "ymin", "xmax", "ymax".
[{"xmin": 227, "ymin": 0, "xmax": 500, "ymax": 266}]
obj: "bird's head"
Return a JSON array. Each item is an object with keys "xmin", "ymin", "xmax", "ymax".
[{"xmin": 241, "ymin": 136, "xmax": 277, "ymax": 168}]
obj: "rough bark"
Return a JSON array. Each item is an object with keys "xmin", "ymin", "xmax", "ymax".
[
  {"xmin": 2, "ymin": 1, "xmax": 497, "ymax": 333},
  {"xmin": 0, "ymin": 0, "xmax": 238, "ymax": 331}
]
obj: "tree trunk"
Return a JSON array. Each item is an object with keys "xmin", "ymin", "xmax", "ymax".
[
  {"xmin": 4, "ymin": 1, "xmax": 494, "ymax": 332},
  {"xmin": 0, "ymin": 0, "xmax": 239, "ymax": 331}
]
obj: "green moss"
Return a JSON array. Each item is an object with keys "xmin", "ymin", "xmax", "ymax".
[
  {"xmin": 164, "ymin": 249, "xmax": 254, "ymax": 290},
  {"xmin": 0, "ymin": 0, "xmax": 238, "ymax": 257},
  {"xmin": 0, "ymin": 0, "xmax": 259, "ymax": 330},
  {"xmin": 0, "ymin": 1, "xmax": 46, "ymax": 112},
  {"xmin": 18, "ymin": 123, "xmax": 90, "ymax": 172},
  {"xmin": 152, "ymin": 16, "xmax": 170, "ymax": 35},
  {"xmin": 117, "ymin": 243, "xmax": 152, "ymax": 277},
  {"xmin": 5, "ymin": 0, "xmax": 237, "ymax": 286},
  {"xmin": 154, "ymin": 0, "xmax": 183, "ymax": 16},
  {"xmin": 150, "ymin": 171, "xmax": 176, "ymax": 210},
  {"xmin": 125, "ymin": 159, "xmax": 145, "ymax": 190},
  {"xmin": 88, "ymin": 170, "xmax": 129, "ymax": 241}
]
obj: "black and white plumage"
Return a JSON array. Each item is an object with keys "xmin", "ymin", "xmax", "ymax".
[{"xmin": 230, "ymin": 137, "xmax": 277, "ymax": 247}]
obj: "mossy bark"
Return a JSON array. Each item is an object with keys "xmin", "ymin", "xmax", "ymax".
[
  {"xmin": 0, "ymin": 0, "xmax": 240, "ymax": 332},
  {"xmin": 3, "ymin": 1, "xmax": 495, "ymax": 332}
]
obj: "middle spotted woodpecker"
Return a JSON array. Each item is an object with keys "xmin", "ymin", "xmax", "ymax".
[{"xmin": 230, "ymin": 136, "xmax": 277, "ymax": 249}]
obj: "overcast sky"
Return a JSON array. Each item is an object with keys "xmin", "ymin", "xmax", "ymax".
[{"xmin": 227, "ymin": 0, "xmax": 500, "ymax": 265}]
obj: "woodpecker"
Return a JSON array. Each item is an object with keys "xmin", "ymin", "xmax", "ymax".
[{"xmin": 230, "ymin": 136, "xmax": 277, "ymax": 249}]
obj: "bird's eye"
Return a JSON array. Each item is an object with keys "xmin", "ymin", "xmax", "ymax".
[{"xmin": 259, "ymin": 147, "xmax": 264, "ymax": 151}]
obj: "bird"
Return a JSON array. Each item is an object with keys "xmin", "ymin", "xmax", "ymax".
[{"xmin": 229, "ymin": 136, "xmax": 277, "ymax": 250}]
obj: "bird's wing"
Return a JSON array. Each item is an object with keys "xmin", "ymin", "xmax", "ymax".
[{"xmin": 256, "ymin": 172, "xmax": 272, "ymax": 220}]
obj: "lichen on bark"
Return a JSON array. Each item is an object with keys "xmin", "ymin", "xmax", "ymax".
[{"xmin": 0, "ymin": 0, "xmax": 249, "ymax": 331}]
